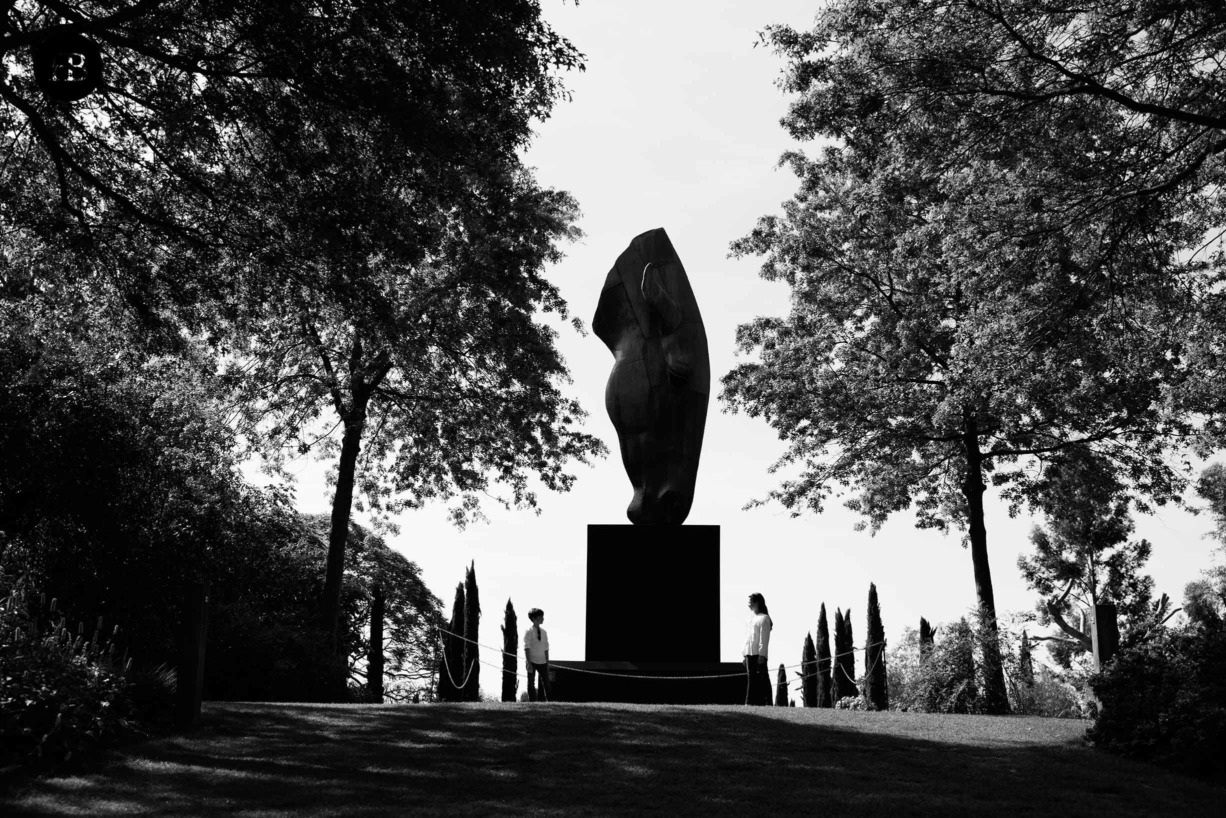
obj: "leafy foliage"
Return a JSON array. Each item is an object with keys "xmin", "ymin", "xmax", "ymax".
[
  {"xmin": 0, "ymin": 299, "xmax": 247, "ymax": 666},
  {"xmin": 726, "ymin": 0, "xmax": 1216, "ymax": 714},
  {"xmin": 0, "ymin": 1, "xmax": 586, "ymax": 318},
  {"xmin": 1088, "ymin": 620, "xmax": 1226, "ymax": 781},
  {"xmin": 919, "ymin": 618, "xmax": 980, "ymax": 715},
  {"xmin": 1186, "ymin": 464, "xmax": 1226, "ymax": 626},
  {"xmin": 1018, "ymin": 450, "xmax": 1169, "ymax": 660},
  {"xmin": 0, "ymin": 570, "xmax": 163, "ymax": 775}
]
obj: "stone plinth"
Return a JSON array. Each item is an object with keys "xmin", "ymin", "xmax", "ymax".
[{"xmin": 585, "ymin": 524, "xmax": 719, "ymax": 664}]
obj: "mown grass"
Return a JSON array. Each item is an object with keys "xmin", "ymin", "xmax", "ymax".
[{"xmin": 1, "ymin": 702, "xmax": 1220, "ymax": 816}]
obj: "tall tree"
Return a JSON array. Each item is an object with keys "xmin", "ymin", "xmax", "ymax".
[
  {"xmin": 815, "ymin": 604, "xmax": 833, "ymax": 708},
  {"xmin": 842, "ymin": 609, "xmax": 857, "ymax": 702},
  {"xmin": 725, "ymin": 0, "xmax": 1211, "ymax": 713},
  {"xmin": 1187, "ymin": 464, "xmax": 1226, "ymax": 626},
  {"xmin": 800, "ymin": 632, "xmax": 818, "ymax": 707},
  {"xmin": 775, "ymin": 664, "xmax": 788, "ymax": 707},
  {"xmin": 0, "ymin": 1, "xmax": 588, "ymax": 328},
  {"xmin": 865, "ymin": 584, "xmax": 888, "ymax": 711},
  {"xmin": 226, "ymin": 137, "xmax": 604, "ymax": 658},
  {"xmin": 832, "ymin": 608, "xmax": 853, "ymax": 702},
  {"xmin": 1018, "ymin": 450, "xmax": 1173, "ymax": 659},
  {"xmin": 1, "ymin": 2, "xmax": 605, "ymax": 666},
  {"xmin": 342, "ymin": 518, "xmax": 443, "ymax": 701},
  {"xmin": 502, "ymin": 599, "xmax": 519, "ymax": 703},
  {"xmin": 463, "ymin": 562, "xmax": 481, "ymax": 702},
  {"xmin": 438, "ymin": 582, "xmax": 466, "ymax": 703}
]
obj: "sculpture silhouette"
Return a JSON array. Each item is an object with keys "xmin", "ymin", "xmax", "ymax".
[{"xmin": 592, "ymin": 228, "xmax": 709, "ymax": 525}]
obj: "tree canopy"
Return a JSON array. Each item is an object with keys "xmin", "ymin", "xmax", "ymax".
[
  {"xmin": 725, "ymin": 0, "xmax": 1219, "ymax": 713},
  {"xmin": 1017, "ymin": 450, "xmax": 1172, "ymax": 662}
]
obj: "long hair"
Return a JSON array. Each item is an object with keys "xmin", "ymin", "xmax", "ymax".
[{"xmin": 749, "ymin": 593, "xmax": 773, "ymax": 629}]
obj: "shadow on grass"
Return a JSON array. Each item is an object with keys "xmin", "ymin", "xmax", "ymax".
[{"xmin": 2, "ymin": 702, "xmax": 1221, "ymax": 817}]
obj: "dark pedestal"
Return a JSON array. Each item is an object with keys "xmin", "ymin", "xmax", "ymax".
[
  {"xmin": 549, "ymin": 525, "xmax": 739, "ymax": 704},
  {"xmin": 551, "ymin": 661, "xmax": 747, "ymax": 704},
  {"xmin": 585, "ymin": 524, "xmax": 719, "ymax": 663}
]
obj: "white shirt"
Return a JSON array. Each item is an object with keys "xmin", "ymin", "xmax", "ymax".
[
  {"xmin": 742, "ymin": 613, "xmax": 772, "ymax": 658},
  {"xmin": 524, "ymin": 624, "xmax": 549, "ymax": 664}
]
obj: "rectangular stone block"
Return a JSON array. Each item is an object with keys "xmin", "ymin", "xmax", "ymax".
[{"xmin": 586, "ymin": 524, "xmax": 719, "ymax": 662}]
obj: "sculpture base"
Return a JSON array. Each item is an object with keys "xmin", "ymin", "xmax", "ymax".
[
  {"xmin": 550, "ymin": 661, "xmax": 748, "ymax": 704},
  {"xmin": 585, "ymin": 524, "xmax": 719, "ymax": 663}
]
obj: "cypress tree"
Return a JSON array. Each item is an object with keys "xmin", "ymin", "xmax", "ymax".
[
  {"xmin": 816, "ymin": 604, "xmax": 833, "ymax": 707},
  {"xmin": 776, "ymin": 664, "xmax": 788, "ymax": 706},
  {"xmin": 919, "ymin": 616, "xmax": 937, "ymax": 663},
  {"xmin": 1018, "ymin": 629, "xmax": 1035, "ymax": 688},
  {"xmin": 865, "ymin": 583, "xmax": 888, "ymax": 711},
  {"xmin": 438, "ymin": 582, "xmax": 466, "ymax": 702},
  {"xmin": 502, "ymin": 599, "xmax": 519, "ymax": 702},
  {"xmin": 832, "ymin": 608, "xmax": 849, "ymax": 702},
  {"xmin": 463, "ymin": 562, "xmax": 481, "ymax": 701},
  {"xmin": 800, "ymin": 632, "xmax": 818, "ymax": 707},
  {"xmin": 838, "ymin": 608, "xmax": 858, "ymax": 701}
]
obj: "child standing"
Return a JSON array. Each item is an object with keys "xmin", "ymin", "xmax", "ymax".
[{"xmin": 523, "ymin": 608, "xmax": 550, "ymax": 702}]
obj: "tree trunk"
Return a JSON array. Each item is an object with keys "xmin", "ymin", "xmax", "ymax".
[
  {"xmin": 961, "ymin": 414, "xmax": 1011, "ymax": 715},
  {"xmin": 367, "ymin": 584, "xmax": 385, "ymax": 702},
  {"xmin": 319, "ymin": 400, "xmax": 368, "ymax": 656}
]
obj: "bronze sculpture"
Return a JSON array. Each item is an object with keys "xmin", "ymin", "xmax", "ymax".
[{"xmin": 593, "ymin": 228, "xmax": 709, "ymax": 526}]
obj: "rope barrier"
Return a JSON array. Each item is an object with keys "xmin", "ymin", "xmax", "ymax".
[
  {"xmin": 553, "ymin": 664, "xmax": 746, "ymax": 681},
  {"xmin": 436, "ymin": 626, "xmax": 746, "ymax": 681},
  {"xmin": 788, "ymin": 641, "xmax": 888, "ymax": 691},
  {"xmin": 437, "ymin": 627, "xmax": 886, "ymax": 686},
  {"xmin": 437, "ymin": 634, "xmax": 479, "ymax": 690}
]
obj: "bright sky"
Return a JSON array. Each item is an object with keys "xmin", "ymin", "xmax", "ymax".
[{"xmin": 273, "ymin": 0, "xmax": 1223, "ymax": 691}]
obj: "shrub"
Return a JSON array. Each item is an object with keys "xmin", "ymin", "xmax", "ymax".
[
  {"xmin": 0, "ymin": 574, "xmax": 141, "ymax": 774},
  {"xmin": 1087, "ymin": 621, "xmax": 1226, "ymax": 780},
  {"xmin": 1011, "ymin": 669, "xmax": 1094, "ymax": 719},
  {"xmin": 834, "ymin": 695, "xmax": 868, "ymax": 711},
  {"xmin": 917, "ymin": 617, "xmax": 979, "ymax": 714}
]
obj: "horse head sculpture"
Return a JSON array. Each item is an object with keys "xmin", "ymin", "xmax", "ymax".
[{"xmin": 592, "ymin": 228, "xmax": 709, "ymax": 526}]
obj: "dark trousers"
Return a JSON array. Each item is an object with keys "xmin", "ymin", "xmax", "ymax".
[
  {"xmin": 744, "ymin": 655, "xmax": 771, "ymax": 705},
  {"xmin": 527, "ymin": 662, "xmax": 550, "ymax": 702}
]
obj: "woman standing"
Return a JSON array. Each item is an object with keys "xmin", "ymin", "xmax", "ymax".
[{"xmin": 742, "ymin": 593, "xmax": 773, "ymax": 705}]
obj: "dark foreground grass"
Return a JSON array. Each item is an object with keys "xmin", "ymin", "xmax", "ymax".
[{"xmin": 1, "ymin": 702, "xmax": 1220, "ymax": 817}]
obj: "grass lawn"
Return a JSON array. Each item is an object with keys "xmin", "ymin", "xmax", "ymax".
[{"xmin": 1, "ymin": 702, "xmax": 1221, "ymax": 816}]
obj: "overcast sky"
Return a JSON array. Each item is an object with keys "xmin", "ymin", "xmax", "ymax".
[{"xmin": 272, "ymin": 0, "xmax": 1223, "ymax": 694}]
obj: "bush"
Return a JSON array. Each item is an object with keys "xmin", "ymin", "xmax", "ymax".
[
  {"xmin": 834, "ymin": 695, "xmax": 869, "ymax": 711},
  {"xmin": 1087, "ymin": 621, "xmax": 1226, "ymax": 781},
  {"xmin": 1, "ymin": 574, "xmax": 139, "ymax": 774},
  {"xmin": 916, "ymin": 617, "xmax": 980, "ymax": 714}
]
